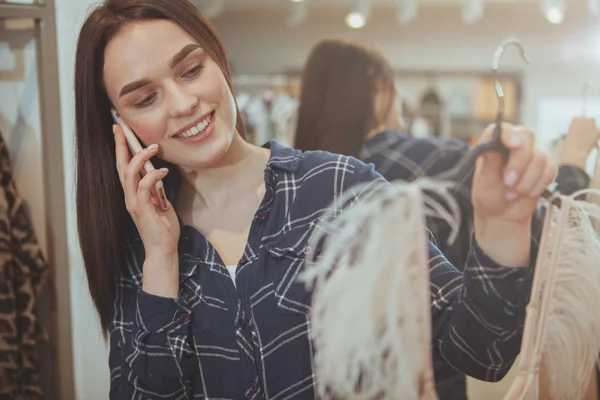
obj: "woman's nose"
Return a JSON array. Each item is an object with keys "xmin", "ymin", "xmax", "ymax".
[{"xmin": 168, "ymin": 86, "xmax": 198, "ymax": 118}]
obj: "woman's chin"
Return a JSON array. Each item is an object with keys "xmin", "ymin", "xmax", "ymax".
[{"xmin": 169, "ymin": 133, "xmax": 234, "ymax": 169}]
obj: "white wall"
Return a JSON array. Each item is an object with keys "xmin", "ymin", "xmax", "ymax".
[{"xmin": 54, "ymin": 1, "xmax": 110, "ymax": 399}]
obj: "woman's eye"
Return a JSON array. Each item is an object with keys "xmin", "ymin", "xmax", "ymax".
[
  {"xmin": 134, "ymin": 93, "xmax": 156, "ymax": 109},
  {"xmin": 182, "ymin": 64, "xmax": 203, "ymax": 79}
]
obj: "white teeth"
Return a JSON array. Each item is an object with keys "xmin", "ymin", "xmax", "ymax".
[{"xmin": 179, "ymin": 113, "xmax": 212, "ymax": 138}]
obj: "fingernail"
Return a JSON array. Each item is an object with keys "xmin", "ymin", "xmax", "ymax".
[
  {"xmin": 112, "ymin": 125, "xmax": 116, "ymax": 135},
  {"xmin": 504, "ymin": 170, "xmax": 518, "ymax": 187},
  {"xmin": 510, "ymin": 136, "xmax": 522, "ymax": 147},
  {"xmin": 160, "ymin": 167, "xmax": 169, "ymax": 173},
  {"xmin": 506, "ymin": 191, "xmax": 518, "ymax": 201},
  {"xmin": 148, "ymin": 144, "xmax": 158, "ymax": 150}
]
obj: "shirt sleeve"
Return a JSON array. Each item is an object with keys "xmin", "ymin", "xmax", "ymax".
[
  {"xmin": 109, "ymin": 267, "xmax": 196, "ymax": 399},
  {"xmin": 555, "ymin": 164, "xmax": 590, "ymax": 195},
  {"xmin": 429, "ymin": 231, "xmax": 535, "ymax": 381},
  {"xmin": 350, "ymin": 160, "xmax": 534, "ymax": 382},
  {"xmin": 365, "ymin": 137, "xmax": 473, "ymax": 268}
]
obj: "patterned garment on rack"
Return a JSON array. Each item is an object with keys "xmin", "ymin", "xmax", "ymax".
[
  {"xmin": 110, "ymin": 140, "xmax": 538, "ymax": 399},
  {"xmin": 0, "ymin": 132, "xmax": 49, "ymax": 400},
  {"xmin": 361, "ymin": 129, "xmax": 590, "ymax": 400}
]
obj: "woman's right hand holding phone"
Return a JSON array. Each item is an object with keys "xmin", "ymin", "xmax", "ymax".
[{"xmin": 114, "ymin": 125, "xmax": 181, "ymax": 298}]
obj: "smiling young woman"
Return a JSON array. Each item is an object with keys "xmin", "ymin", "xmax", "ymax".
[{"xmin": 74, "ymin": 0, "xmax": 557, "ymax": 398}]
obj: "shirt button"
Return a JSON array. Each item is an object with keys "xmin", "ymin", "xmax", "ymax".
[
  {"xmin": 240, "ymin": 318, "xmax": 247, "ymax": 329},
  {"xmin": 180, "ymin": 312, "xmax": 191, "ymax": 323},
  {"xmin": 248, "ymin": 382, "xmax": 258, "ymax": 393},
  {"xmin": 302, "ymin": 246, "xmax": 312, "ymax": 255}
]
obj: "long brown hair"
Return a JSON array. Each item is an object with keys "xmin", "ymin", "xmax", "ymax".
[
  {"xmin": 75, "ymin": 0, "xmax": 245, "ymax": 335},
  {"xmin": 294, "ymin": 39, "xmax": 397, "ymax": 158}
]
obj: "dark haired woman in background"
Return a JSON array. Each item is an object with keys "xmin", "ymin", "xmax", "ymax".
[
  {"xmin": 294, "ymin": 38, "xmax": 597, "ymax": 400},
  {"xmin": 74, "ymin": 1, "xmax": 557, "ymax": 398}
]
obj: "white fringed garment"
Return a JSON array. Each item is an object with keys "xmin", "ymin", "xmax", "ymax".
[{"xmin": 301, "ymin": 179, "xmax": 461, "ymax": 400}]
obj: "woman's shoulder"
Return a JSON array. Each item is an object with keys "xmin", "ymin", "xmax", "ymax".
[
  {"xmin": 266, "ymin": 141, "xmax": 387, "ymax": 214},
  {"xmin": 364, "ymin": 130, "xmax": 469, "ymax": 158},
  {"xmin": 268, "ymin": 140, "xmax": 384, "ymax": 185}
]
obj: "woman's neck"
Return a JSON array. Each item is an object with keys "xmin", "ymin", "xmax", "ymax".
[{"xmin": 175, "ymin": 135, "xmax": 270, "ymax": 210}]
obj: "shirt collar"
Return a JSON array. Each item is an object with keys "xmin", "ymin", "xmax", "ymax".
[
  {"xmin": 262, "ymin": 139, "xmax": 303, "ymax": 173},
  {"xmin": 165, "ymin": 139, "xmax": 302, "ymax": 203}
]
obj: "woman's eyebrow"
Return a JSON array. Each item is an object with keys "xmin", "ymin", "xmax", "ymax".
[
  {"xmin": 119, "ymin": 78, "xmax": 151, "ymax": 98},
  {"xmin": 168, "ymin": 44, "xmax": 202, "ymax": 69},
  {"xmin": 118, "ymin": 44, "xmax": 203, "ymax": 98}
]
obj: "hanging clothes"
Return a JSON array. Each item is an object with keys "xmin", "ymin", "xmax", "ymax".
[
  {"xmin": 270, "ymin": 92, "xmax": 298, "ymax": 147},
  {"xmin": 0, "ymin": 130, "xmax": 49, "ymax": 400}
]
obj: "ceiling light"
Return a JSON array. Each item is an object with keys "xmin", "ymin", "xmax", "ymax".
[
  {"xmin": 346, "ymin": 0, "xmax": 371, "ymax": 29},
  {"xmin": 290, "ymin": 0, "xmax": 305, "ymax": 2},
  {"xmin": 346, "ymin": 12, "xmax": 366, "ymax": 28},
  {"xmin": 545, "ymin": 7, "xmax": 564, "ymax": 23},
  {"xmin": 541, "ymin": 0, "xmax": 566, "ymax": 24}
]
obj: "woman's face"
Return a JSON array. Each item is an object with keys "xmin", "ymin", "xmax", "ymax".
[{"xmin": 103, "ymin": 19, "xmax": 237, "ymax": 168}]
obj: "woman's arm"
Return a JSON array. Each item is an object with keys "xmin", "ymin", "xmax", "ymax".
[
  {"xmin": 428, "ymin": 229, "xmax": 535, "ymax": 381},
  {"xmin": 109, "ymin": 252, "xmax": 196, "ymax": 399},
  {"xmin": 347, "ymin": 156, "xmax": 537, "ymax": 381},
  {"xmin": 431, "ymin": 124, "xmax": 555, "ymax": 380},
  {"xmin": 108, "ymin": 127, "xmax": 193, "ymax": 398}
]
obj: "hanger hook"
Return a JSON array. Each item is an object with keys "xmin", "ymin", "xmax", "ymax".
[
  {"xmin": 491, "ymin": 37, "xmax": 532, "ymax": 120},
  {"xmin": 438, "ymin": 37, "xmax": 555, "ymax": 203}
]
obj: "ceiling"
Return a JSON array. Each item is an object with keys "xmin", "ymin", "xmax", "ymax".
[
  {"xmin": 194, "ymin": 0, "xmax": 547, "ymax": 23},
  {"xmin": 220, "ymin": 0, "xmax": 535, "ymax": 6}
]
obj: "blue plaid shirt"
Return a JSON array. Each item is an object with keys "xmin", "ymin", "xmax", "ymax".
[
  {"xmin": 110, "ymin": 140, "xmax": 537, "ymax": 400},
  {"xmin": 361, "ymin": 129, "xmax": 590, "ymax": 400}
]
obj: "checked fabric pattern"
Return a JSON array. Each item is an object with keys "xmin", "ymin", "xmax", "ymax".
[
  {"xmin": 109, "ymin": 141, "xmax": 537, "ymax": 400},
  {"xmin": 361, "ymin": 129, "xmax": 590, "ymax": 400}
]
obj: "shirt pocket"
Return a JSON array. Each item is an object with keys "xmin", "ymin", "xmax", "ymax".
[{"xmin": 265, "ymin": 226, "xmax": 318, "ymax": 315}]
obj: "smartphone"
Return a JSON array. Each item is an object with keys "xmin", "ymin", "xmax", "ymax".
[{"xmin": 111, "ymin": 109, "xmax": 169, "ymax": 211}]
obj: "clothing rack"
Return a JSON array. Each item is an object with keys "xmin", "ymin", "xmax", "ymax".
[
  {"xmin": 233, "ymin": 74, "xmax": 301, "ymax": 146},
  {"xmin": 232, "ymin": 70, "xmax": 522, "ymax": 144},
  {"xmin": 0, "ymin": 2, "xmax": 73, "ymax": 400}
]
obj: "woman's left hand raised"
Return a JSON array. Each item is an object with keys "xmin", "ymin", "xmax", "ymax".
[
  {"xmin": 471, "ymin": 123, "xmax": 558, "ymax": 267},
  {"xmin": 472, "ymin": 123, "xmax": 558, "ymax": 225}
]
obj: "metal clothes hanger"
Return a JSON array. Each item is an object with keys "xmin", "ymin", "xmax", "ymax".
[{"xmin": 437, "ymin": 37, "xmax": 557, "ymax": 203}]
